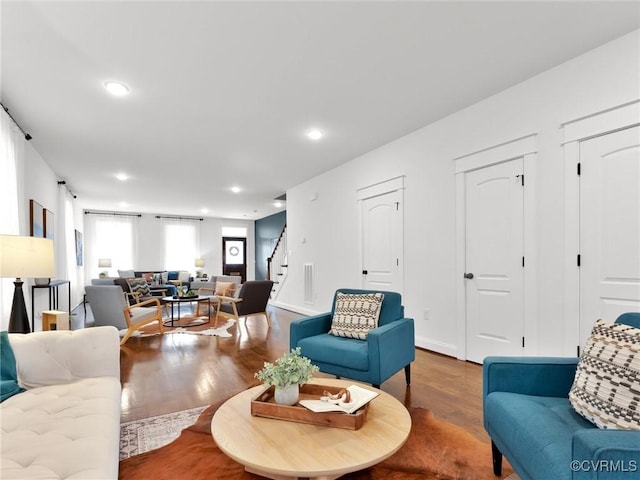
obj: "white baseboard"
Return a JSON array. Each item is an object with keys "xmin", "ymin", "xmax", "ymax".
[
  {"xmin": 416, "ymin": 335, "xmax": 459, "ymax": 359},
  {"xmin": 270, "ymin": 301, "xmax": 321, "ymax": 317}
]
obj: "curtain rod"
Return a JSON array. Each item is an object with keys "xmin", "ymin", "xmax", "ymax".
[
  {"xmin": 1, "ymin": 102, "xmax": 32, "ymax": 141},
  {"xmin": 156, "ymin": 215, "xmax": 204, "ymax": 221},
  {"xmin": 57, "ymin": 180, "xmax": 77, "ymax": 199},
  {"xmin": 85, "ymin": 210, "xmax": 142, "ymax": 218}
]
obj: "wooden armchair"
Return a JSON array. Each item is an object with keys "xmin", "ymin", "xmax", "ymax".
[
  {"xmin": 215, "ymin": 280, "xmax": 273, "ymax": 328},
  {"xmin": 121, "ymin": 297, "xmax": 165, "ymax": 345},
  {"xmin": 85, "ymin": 285, "xmax": 164, "ymax": 345}
]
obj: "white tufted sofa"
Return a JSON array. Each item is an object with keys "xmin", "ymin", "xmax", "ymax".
[{"xmin": 1, "ymin": 326, "xmax": 121, "ymax": 479}]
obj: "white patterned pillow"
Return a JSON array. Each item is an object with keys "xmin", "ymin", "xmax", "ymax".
[
  {"xmin": 328, "ymin": 292, "xmax": 384, "ymax": 340},
  {"xmin": 569, "ymin": 319, "xmax": 640, "ymax": 430}
]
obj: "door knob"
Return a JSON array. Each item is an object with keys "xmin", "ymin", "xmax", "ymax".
[
  {"xmin": 362, "ymin": 270, "xmax": 368, "ymax": 275},
  {"xmin": 464, "ymin": 273, "xmax": 474, "ymax": 279}
]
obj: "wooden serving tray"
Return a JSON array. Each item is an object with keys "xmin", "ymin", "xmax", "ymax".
[{"xmin": 250, "ymin": 383, "xmax": 369, "ymax": 430}]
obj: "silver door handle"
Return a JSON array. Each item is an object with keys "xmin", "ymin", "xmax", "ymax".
[{"xmin": 464, "ymin": 273, "xmax": 474, "ymax": 279}]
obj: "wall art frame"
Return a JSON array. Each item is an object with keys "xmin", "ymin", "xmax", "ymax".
[
  {"xmin": 29, "ymin": 199, "xmax": 45, "ymax": 237},
  {"xmin": 75, "ymin": 229, "xmax": 83, "ymax": 266},
  {"xmin": 44, "ymin": 209, "xmax": 54, "ymax": 240}
]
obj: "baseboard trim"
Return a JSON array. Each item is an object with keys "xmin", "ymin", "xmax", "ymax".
[
  {"xmin": 270, "ymin": 301, "xmax": 320, "ymax": 317},
  {"xmin": 416, "ymin": 336, "xmax": 458, "ymax": 359}
]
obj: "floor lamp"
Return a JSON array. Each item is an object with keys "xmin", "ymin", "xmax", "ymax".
[{"xmin": 0, "ymin": 235, "xmax": 55, "ymax": 334}]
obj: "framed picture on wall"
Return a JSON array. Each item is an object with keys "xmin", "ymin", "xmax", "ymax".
[
  {"xmin": 44, "ymin": 209, "xmax": 54, "ymax": 240},
  {"xmin": 29, "ymin": 199, "xmax": 44, "ymax": 237},
  {"xmin": 75, "ymin": 229, "xmax": 83, "ymax": 266}
]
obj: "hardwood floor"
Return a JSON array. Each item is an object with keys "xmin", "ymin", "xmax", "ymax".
[{"xmin": 79, "ymin": 303, "xmax": 488, "ymax": 442}]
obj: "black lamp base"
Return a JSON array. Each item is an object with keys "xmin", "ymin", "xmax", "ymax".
[{"xmin": 8, "ymin": 278, "xmax": 31, "ymax": 334}]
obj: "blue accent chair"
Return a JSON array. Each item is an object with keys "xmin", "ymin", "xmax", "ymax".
[
  {"xmin": 289, "ymin": 288, "xmax": 415, "ymax": 388},
  {"xmin": 483, "ymin": 312, "xmax": 640, "ymax": 480}
]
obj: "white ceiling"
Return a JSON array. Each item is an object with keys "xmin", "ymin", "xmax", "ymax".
[{"xmin": 2, "ymin": 1, "xmax": 638, "ymax": 220}]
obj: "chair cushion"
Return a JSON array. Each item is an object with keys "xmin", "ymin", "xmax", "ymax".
[
  {"xmin": 485, "ymin": 392, "xmax": 594, "ymax": 480},
  {"xmin": 569, "ymin": 319, "xmax": 640, "ymax": 430},
  {"xmin": 215, "ymin": 281, "xmax": 236, "ymax": 297},
  {"xmin": 298, "ymin": 334, "xmax": 369, "ymax": 371},
  {"xmin": 328, "ymin": 292, "xmax": 384, "ymax": 340},
  {"xmin": 128, "ymin": 307, "xmax": 160, "ymax": 323},
  {"xmin": 127, "ymin": 278, "xmax": 151, "ymax": 298}
]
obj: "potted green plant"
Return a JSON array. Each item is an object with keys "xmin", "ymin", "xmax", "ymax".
[{"xmin": 255, "ymin": 347, "xmax": 319, "ymax": 405}]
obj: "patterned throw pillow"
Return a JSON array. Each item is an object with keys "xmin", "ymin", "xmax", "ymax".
[
  {"xmin": 569, "ymin": 319, "xmax": 640, "ymax": 430},
  {"xmin": 127, "ymin": 278, "xmax": 150, "ymax": 298},
  {"xmin": 328, "ymin": 292, "xmax": 384, "ymax": 340},
  {"xmin": 215, "ymin": 281, "xmax": 236, "ymax": 297}
]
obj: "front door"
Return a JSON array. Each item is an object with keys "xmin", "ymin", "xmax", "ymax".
[
  {"xmin": 360, "ymin": 189, "xmax": 403, "ymax": 293},
  {"xmin": 222, "ymin": 237, "xmax": 247, "ymax": 283},
  {"xmin": 579, "ymin": 126, "xmax": 640, "ymax": 345},
  {"xmin": 465, "ymin": 158, "xmax": 525, "ymax": 363}
]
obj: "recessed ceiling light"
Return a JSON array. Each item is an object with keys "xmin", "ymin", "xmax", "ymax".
[
  {"xmin": 274, "ymin": 201, "xmax": 283, "ymax": 208},
  {"xmin": 201, "ymin": 208, "xmax": 209, "ymax": 214},
  {"xmin": 104, "ymin": 80, "xmax": 130, "ymax": 96},
  {"xmin": 306, "ymin": 129, "xmax": 324, "ymax": 140},
  {"xmin": 115, "ymin": 173, "xmax": 128, "ymax": 181},
  {"xmin": 119, "ymin": 201, "xmax": 128, "ymax": 208},
  {"xmin": 231, "ymin": 186, "xmax": 241, "ymax": 194}
]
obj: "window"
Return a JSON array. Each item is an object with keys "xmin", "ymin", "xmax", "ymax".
[
  {"xmin": 84, "ymin": 214, "xmax": 136, "ymax": 279},
  {"xmin": 163, "ymin": 219, "xmax": 199, "ymax": 271}
]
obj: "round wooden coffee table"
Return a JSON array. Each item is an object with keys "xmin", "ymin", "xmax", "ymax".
[{"xmin": 211, "ymin": 378, "xmax": 411, "ymax": 480}]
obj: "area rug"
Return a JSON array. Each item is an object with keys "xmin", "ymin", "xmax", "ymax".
[
  {"xmin": 119, "ymin": 400, "xmax": 513, "ymax": 480},
  {"xmin": 125, "ymin": 318, "xmax": 237, "ymax": 339},
  {"xmin": 120, "ymin": 405, "xmax": 209, "ymax": 460}
]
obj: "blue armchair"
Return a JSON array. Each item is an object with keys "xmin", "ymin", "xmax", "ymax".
[
  {"xmin": 289, "ymin": 288, "xmax": 415, "ymax": 388},
  {"xmin": 483, "ymin": 312, "xmax": 640, "ymax": 480}
]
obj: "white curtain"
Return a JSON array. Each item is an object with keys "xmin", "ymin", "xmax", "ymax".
[
  {"xmin": 84, "ymin": 214, "xmax": 137, "ymax": 280},
  {"xmin": 0, "ymin": 108, "xmax": 25, "ymax": 330},
  {"xmin": 56, "ymin": 185, "xmax": 75, "ymax": 283},
  {"xmin": 162, "ymin": 218, "xmax": 199, "ymax": 271}
]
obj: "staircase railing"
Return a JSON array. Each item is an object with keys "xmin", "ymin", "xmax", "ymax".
[{"xmin": 267, "ymin": 225, "xmax": 287, "ymax": 298}]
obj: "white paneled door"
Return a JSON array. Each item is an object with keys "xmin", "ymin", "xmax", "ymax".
[
  {"xmin": 361, "ymin": 189, "xmax": 403, "ymax": 293},
  {"xmin": 465, "ymin": 159, "xmax": 525, "ymax": 363},
  {"xmin": 579, "ymin": 126, "xmax": 640, "ymax": 346}
]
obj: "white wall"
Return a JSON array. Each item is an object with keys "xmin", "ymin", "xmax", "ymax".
[
  {"xmin": 12, "ymin": 142, "xmax": 85, "ymax": 331},
  {"xmin": 277, "ymin": 30, "xmax": 640, "ymax": 358}
]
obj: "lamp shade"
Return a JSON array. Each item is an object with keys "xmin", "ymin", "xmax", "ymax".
[
  {"xmin": 98, "ymin": 258, "xmax": 112, "ymax": 268},
  {"xmin": 0, "ymin": 235, "xmax": 55, "ymax": 279},
  {"xmin": 194, "ymin": 258, "xmax": 205, "ymax": 268}
]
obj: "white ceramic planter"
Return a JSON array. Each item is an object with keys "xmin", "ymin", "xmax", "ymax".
[{"xmin": 274, "ymin": 384, "xmax": 299, "ymax": 405}]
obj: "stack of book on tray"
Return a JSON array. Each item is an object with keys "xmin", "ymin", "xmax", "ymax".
[{"xmin": 299, "ymin": 385, "xmax": 379, "ymax": 414}]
